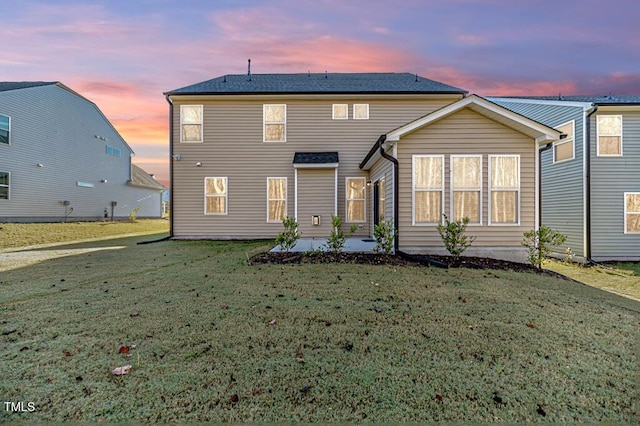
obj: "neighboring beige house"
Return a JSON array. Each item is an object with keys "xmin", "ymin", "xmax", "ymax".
[{"xmin": 164, "ymin": 73, "xmax": 561, "ymax": 260}]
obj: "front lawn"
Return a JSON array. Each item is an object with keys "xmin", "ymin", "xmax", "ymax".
[{"xmin": 1, "ymin": 238, "xmax": 638, "ymax": 422}]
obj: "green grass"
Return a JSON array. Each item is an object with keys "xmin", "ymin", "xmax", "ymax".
[
  {"xmin": 1, "ymin": 238, "xmax": 638, "ymax": 422},
  {"xmin": 0, "ymin": 219, "xmax": 169, "ymax": 250},
  {"xmin": 544, "ymin": 259, "xmax": 640, "ymax": 301}
]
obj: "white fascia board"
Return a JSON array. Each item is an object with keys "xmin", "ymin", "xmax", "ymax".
[{"xmin": 293, "ymin": 163, "xmax": 339, "ymax": 169}]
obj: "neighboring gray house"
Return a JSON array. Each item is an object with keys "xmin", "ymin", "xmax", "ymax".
[
  {"xmin": 489, "ymin": 96, "xmax": 640, "ymax": 261},
  {"xmin": 0, "ymin": 82, "xmax": 164, "ymax": 222}
]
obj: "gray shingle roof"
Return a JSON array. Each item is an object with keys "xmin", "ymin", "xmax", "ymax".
[
  {"xmin": 293, "ymin": 152, "xmax": 339, "ymax": 164},
  {"xmin": 166, "ymin": 73, "xmax": 467, "ymax": 95},
  {"xmin": 129, "ymin": 164, "xmax": 165, "ymax": 190},
  {"xmin": 0, "ymin": 82, "xmax": 57, "ymax": 93},
  {"xmin": 496, "ymin": 95, "xmax": 640, "ymax": 105}
]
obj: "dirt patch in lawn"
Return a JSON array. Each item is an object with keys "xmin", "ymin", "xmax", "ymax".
[{"xmin": 250, "ymin": 251, "xmax": 563, "ymax": 276}]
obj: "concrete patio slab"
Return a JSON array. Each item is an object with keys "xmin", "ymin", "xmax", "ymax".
[{"xmin": 270, "ymin": 237, "xmax": 377, "ymax": 253}]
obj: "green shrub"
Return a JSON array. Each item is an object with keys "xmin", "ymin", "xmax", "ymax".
[
  {"xmin": 437, "ymin": 214, "xmax": 476, "ymax": 257},
  {"xmin": 275, "ymin": 216, "xmax": 299, "ymax": 252},
  {"xmin": 373, "ymin": 219, "xmax": 396, "ymax": 254},
  {"xmin": 324, "ymin": 215, "xmax": 357, "ymax": 253},
  {"xmin": 521, "ymin": 225, "xmax": 567, "ymax": 269}
]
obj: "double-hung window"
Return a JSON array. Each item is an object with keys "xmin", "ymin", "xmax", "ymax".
[
  {"xmin": 267, "ymin": 178, "xmax": 287, "ymax": 222},
  {"xmin": 332, "ymin": 104, "xmax": 348, "ymax": 120},
  {"xmin": 0, "ymin": 171, "xmax": 9, "ymax": 199},
  {"xmin": 451, "ymin": 155, "xmax": 481, "ymax": 223},
  {"xmin": 624, "ymin": 193, "xmax": 640, "ymax": 234},
  {"xmin": 180, "ymin": 105, "xmax": 203, "ymax": 143},
  {"xmin": 597, "ymin": 115, "xmax": 622, "ymax": 156},
  {"xmin": 264, "ymin": 104, "xmax": 286, "ymax": 142},
  {"xmin": 489, "ymin": 155, "xmax": 520, "ymax": 224},
  {"xmin": 413, "ymin": 155, "xmax": 444, "ymax": 224},
  {"xmin": 204, "ymin": 177, "xmax": 227, "ymax": 215},
  {"xmin": 554, "ymin": 121, "xmax": 575, "ymax": 163},
  {"xmin": 353, "ymin": 104, "xmax": 369, "ymax": 120},
  {"xmin": 0, "ymin": 114, "xmax": 9, "ymax": 145},
  {"xmin": 346, "ymin": 177, "xmax": 366, "ymax": 223}
]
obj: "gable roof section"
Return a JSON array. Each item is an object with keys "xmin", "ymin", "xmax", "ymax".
[
  {"xmin": 128, "ymin": 164, "xmax": 165, "ymax": 190},
  {"xmin": 0, "ymin": 81, "xmax": 57, "ymax": 92},
  {"xmin": 165, "ymin": 73, "xmax": 467, "ymax": 96},
  {"xmin": 360, "ymin": 95, "xmax": 563, "ymax": 170}
]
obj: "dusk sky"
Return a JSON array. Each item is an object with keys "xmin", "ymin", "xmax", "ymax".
[{"xmin": 3, "ymin": 0, "xmax": 638, "ymax": 186}]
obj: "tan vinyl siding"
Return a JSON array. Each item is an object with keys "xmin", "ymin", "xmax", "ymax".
[
  {"xmin": 171, "ymin": 95, "xmax": 460, "ymax": 238},
  {"xmin": 297, "ymin": 169, "xmax": 335, "ymax": 237},
  {"xmin": 396, "ymin": 108, "xmax": 536, "ymax": 250}
]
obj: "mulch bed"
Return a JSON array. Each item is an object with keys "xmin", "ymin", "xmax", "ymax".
[{"xmin": 249, "ymin": 251, "xmax": 565, "ymax": 277}]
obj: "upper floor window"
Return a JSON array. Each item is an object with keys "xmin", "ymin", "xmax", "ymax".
[
  {"xmin": 346, "ymin": 177, "xmax": 366, "ymax": 223},
  {"xmin": 204, "ymin": 177, "xmax": 227, "ymax": 215},
  {"xmin": 624, "ymin": 193, "xmax": 640, "ymax": 234},
  {"xmin": 0, "ymin": 171, "xmax": 9, "ymax": 199},
  {"xmin": 413, "ymin": 155, "xmax": 444, "ymax": 224},
  {"xmin": 264, "ymin": 104, "xmax": 286, "ymax": 142},
  {"xmin": 554, "ymin": 121, "xmax": 575, "ymax": 163},
  {"xmin": 180, "ymin": 105, "xmax": 203, "ymax": 143},
  {"xmin": 451, "ymin": 155, "xmax": 481, "ymax": 224},
  {"xmin": 489, "ymin": 155, "xmax": 520, "ymax": 225},
  {"xmin": 353, "ymin": 104, "xmax": 369, "ymax": 120},
  {"xmin": 332, "ymin": 104, "xmax": 348, "ymax": 120},
  {"xmin": 106, "ymin": 145, "xmax": 121, "ymax": 157},
  {"xmin": 0, "ymin": 114, "xmax": 10, "ymax": 145},
  {"xmin": 597, "ymin": 115, "xmax": 622, "ymax": 156},
  {"xmin": 267, "ymin": 177, "xmax": 287, "ymax": 223}
]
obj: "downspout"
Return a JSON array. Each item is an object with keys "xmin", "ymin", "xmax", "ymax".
[
  {"xmin": 165, "ymin": 95, "xmax": 174, "ymax": 238},
  {"xmin": 377, "ymin": 135, "xmax": 400, "ymax": 252},
  {"xmin": 585, "ymin": 104, "xmax": 598, "ymax": 262}
]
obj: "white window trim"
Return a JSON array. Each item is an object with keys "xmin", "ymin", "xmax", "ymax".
[
  {"xmin": 596, "ymin": 115, "xmax": 623, "ymax": 157},
  {"xmin": 266, "ymin": 177, "xmax": 287, "ymax": 223},
  {"xmin": 353, "ymin": 104, "xmax": 369, "ymax": 120},
  {"xmin": 0, "ymin": 171, "xmax": 10, "ymax": 200},
  {"xmin": 0, "ymin": 114, "xmax": 10, "ymax": 145},
  {"xmin": 204, "ymin": 177, "xmax": 228, "ymax": 215},
  {"xmin": 263, "ymin": 104, "xmax": 287, "ymax": 142},
  {"xmin": 624, "ymin": 192, "xmax": 640, "ymax": 234},
  {"xmin": 180, "ymin": 105, "xmax": 203, "ymax": 143},
  {"xmin": 332, "ymin": 104, "xmax": 348, "ymax": 120},
  {"xmin": 450, "ymin": 155, "xmax": 482, "ymax": 225},
  {"xmin": 345, "ymin": 176, "xmax": 367, "ymax": 223},
  {"xmin": 553, "ymin": 120, "xmax": 575, "ymax": 164},
  {"xmin": 412, "ymin": 154, "xmax": 444, "ymax": 226},
  {"xmin": 488, "ymin": 154, "xmax": 520, "ymax": 226}
]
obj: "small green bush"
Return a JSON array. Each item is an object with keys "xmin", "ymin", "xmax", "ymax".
[
  {"xmin": 373, "ymin": 219, "xmax": 396, "ymax": 254},
  {"xmin": 129, "ymin": 206, "xmax": 142, "ymax": 222},
  {"xmin": 275, "ymin": 216, "xmax": 299, "ymax": 252},
  {"xmin": 522, "ymin": 225, "xmax": 567, "ymax": 269},
  {"xmin": 325, "ymin": 215, "xmax": 357, "ymax": 253},
  {"xmin": 437, "ymin": 214, "xmax": 476, "ymax": 257}
]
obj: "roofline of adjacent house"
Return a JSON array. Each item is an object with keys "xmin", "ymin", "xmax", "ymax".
[{"xmin": 486, "ymin": 96, "xmax": 594, "ymax": 109}]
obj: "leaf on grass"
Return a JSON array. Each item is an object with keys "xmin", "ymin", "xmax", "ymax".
[
  {"xmin": 268, "ymin": 319, "xmax": 277, "ymax": 325},
  {"xmin": 296, "ymin": 357, "xmax": 305, "ymax": 364},
  {"xmin": 526, "ymin": 323, "xmax": 536, "ymax": 328},
  {"xmin": 230, "ymin": 394, "xmax": 239, "ymax": 403},
  {"xmin": 64, "ymin": 351, "xmax": 72, "ymax": 357},
  {"xmin": 130, "ymin": 312, "xmax": 139, "ymax": 318},
  {"xmin": 119, "ymin": 346, "xmax": 130, "ymax": 354},
  {"xmin": 537, "ymin": 404, "xmax": 546, "ymax": 416},
  {"xmin": 435, "ymin": 394, "xmax": 443, "ymax": 403},
  {"xmin": 111, "ymin": 365, "xmax": 131, "ymax": 376}
]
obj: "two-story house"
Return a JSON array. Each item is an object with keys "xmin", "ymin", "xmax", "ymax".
[
  {"xmin": 489, "ymin": 96, "xmax": 640, "ymax": 261},
  {"xmin": 0, "ymin": 82, "xmax": 165, "ymax": 222},
  {"xmin": 165, "ymin": 73, "xmax": 561, "ymax": 261}
]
